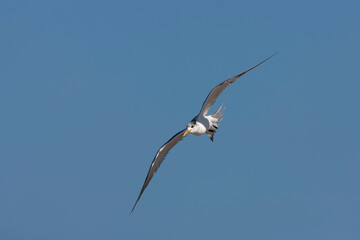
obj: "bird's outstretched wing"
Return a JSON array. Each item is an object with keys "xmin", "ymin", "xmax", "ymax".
[
  {"xmin": 199, "ymin": 52, "xmax": 277, "ymax": 116},
  {"xmin": 131, "ymin": 129, "xmax": 187, "ymax": 214}
]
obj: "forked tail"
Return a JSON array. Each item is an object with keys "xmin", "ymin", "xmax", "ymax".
[{"xmin": 206, "ymin": 105, "xmax": 225, "ymax": 141}]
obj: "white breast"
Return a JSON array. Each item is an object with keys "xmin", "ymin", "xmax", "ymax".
[
  {"xmin": 191, "ymin": 115, "xmax": 211, "ymax": 136},
  {"xmin": 191, "ymin": 123, "xmax": 207, "ymax": 135}
]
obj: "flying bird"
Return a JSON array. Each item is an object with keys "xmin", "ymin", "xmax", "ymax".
[{"xmin": 131, "ymin": 53, "xmax": 277, "ymax": 213}]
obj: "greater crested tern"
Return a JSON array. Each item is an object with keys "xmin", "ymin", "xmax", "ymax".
[{"xmin": 131, "ymin": 53, "xmax": 277, "ymax": 213}]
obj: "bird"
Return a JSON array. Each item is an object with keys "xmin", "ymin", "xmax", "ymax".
[{"xmin": 131, "ymin": 53, "xmax": 277, "ymax": 213}]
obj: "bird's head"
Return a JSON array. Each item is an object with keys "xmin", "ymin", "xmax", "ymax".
[{"xmin": 183, "ymin": 120, "xmax": 197, "ymax": 137}]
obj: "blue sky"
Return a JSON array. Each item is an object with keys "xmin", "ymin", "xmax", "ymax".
[{"xmin": 1, "ymin": 0, "xmax": 359, "ymax": 239}]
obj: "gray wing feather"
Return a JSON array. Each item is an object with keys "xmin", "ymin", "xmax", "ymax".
[
  {"xmin": 131, "ymin": 129, "xmax": 187, "ymax": 213},
  {"xmin": 199, "ymin": 52, "xmax": 277, "ymax": 116}
]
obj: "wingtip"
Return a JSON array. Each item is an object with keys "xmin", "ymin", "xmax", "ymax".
[
  {"xmin": 129, "ymin": 209, "xmax": 134, "ymax": 216},
  {"xmin": 260, "ymin": 51, "xmax": 279, "ymax": 64},
  {"xmin": 270, "ymin": 51, "xmax": 279, "ymax": 58},
  {"xmin": 233, "ymin": 52, "xmax": 278, "ymax": 79},
  {"xmin": 130, "ymin": 198, "xmax": 140, "ymax": 215},
  {"xmin": 129, "ymin": 207, "xmax": 136, "ymax": 216}
]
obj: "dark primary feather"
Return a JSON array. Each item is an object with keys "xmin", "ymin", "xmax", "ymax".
[
  {"xmin": 199, "ymin": 52, "xmax": 278, "ymax": 116},
  {"xmin": 131, "ymin": 129, "xmax": 187, "ymax": 214}
]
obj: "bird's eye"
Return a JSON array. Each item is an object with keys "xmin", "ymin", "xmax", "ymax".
[{"xmin": 191, "ymin": 125, "xmax": 194, "ymax": 128}]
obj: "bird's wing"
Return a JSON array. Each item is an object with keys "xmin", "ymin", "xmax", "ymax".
[
  {"xmin": 199, "ymin": 52, "xmax": 277, "ymax": 116},
  {"xmin": 131, "ymin": 129, "xmax": 187, "ymax": 213}
]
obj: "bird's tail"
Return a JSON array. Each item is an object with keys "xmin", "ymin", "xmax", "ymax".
[
  {"xmin": 207, "ymin": 105, "xmax": 225, "ymax": 141},
  {"xmin": 211, "ymin": 104, "xmax": 225, "ymax": 121}
]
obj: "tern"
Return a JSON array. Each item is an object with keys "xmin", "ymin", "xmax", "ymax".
[{"xmin": 131, "ymin": 53, "xmax": 277, "ymax": 213}]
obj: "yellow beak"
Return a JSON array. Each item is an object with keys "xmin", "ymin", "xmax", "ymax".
[{"xmin": 183, "ymin": 129, "xmax": 191, "ymax": 137}]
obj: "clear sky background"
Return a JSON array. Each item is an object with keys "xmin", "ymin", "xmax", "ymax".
[{"xmin": 1, "ymin": 0, "xmax": 359, "ymax": 239}]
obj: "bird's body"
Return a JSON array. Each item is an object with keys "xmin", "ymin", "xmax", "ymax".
[
  {"xmin": 131, "ymin": 53, "xmax": 277, "ymax": 213},
  {"xmin": 189, "ymin": 105, "xmax": 224, "ymax": 140},
  {"xmin": 189, "ymin": 119, "xmax": 207, "ymax": 136}
]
